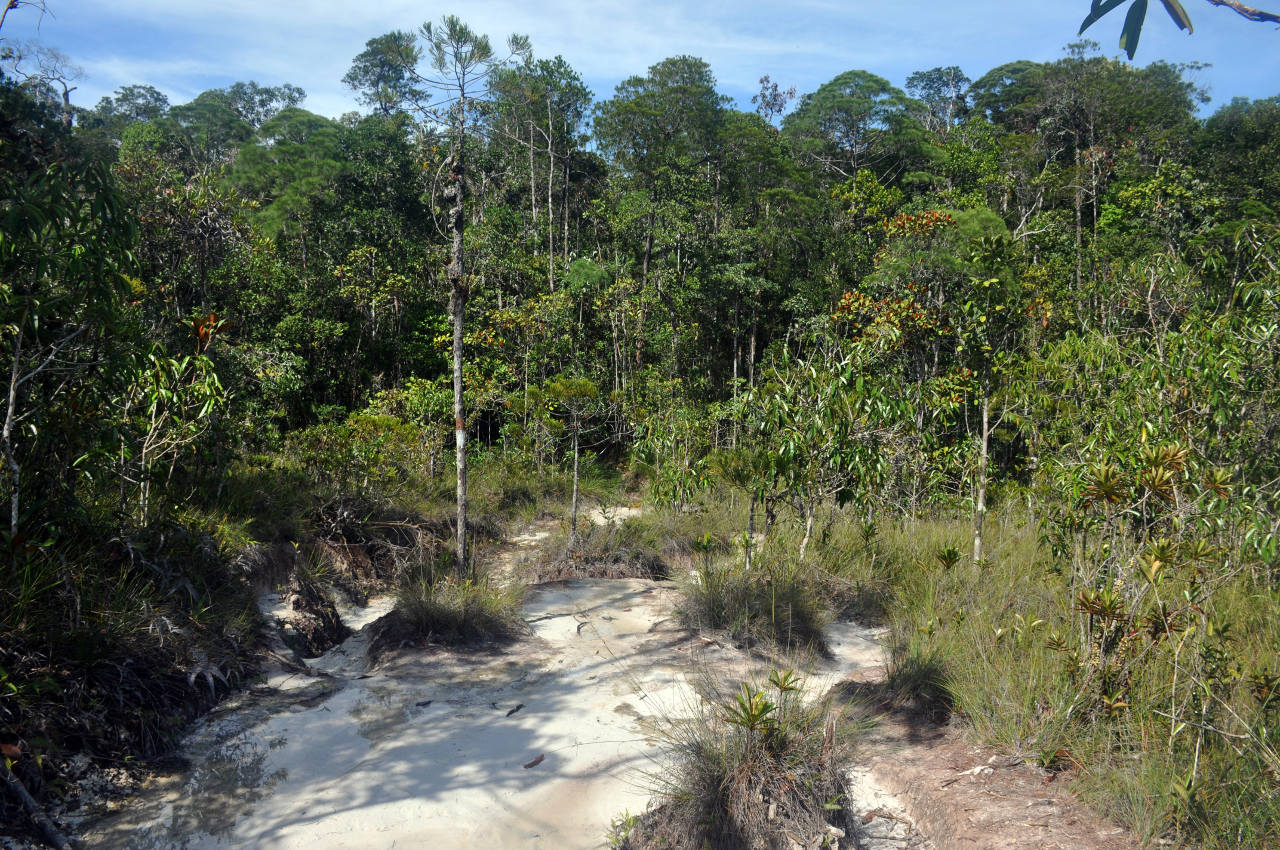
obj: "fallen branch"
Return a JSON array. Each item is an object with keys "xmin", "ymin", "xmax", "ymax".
[{"xmin": 1, "ymin": 760, "xmax": 73, "ymax": 850}]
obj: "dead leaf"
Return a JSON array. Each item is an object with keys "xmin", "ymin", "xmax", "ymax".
[
  {"xmin": 1, "ymin": 743, "xmax": 21, "ymax": 759},
  {"xmin": 506, "ymin": 703, "xmax": 524, "ymax": 717},
  {"xmin": 523, "ymin": 754, "xmax": 545, "ymax": 769}
]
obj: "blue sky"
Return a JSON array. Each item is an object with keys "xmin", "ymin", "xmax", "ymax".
[{"xmin": 3, "ymin": 1, "xmax": 1278, "ymax": 120}]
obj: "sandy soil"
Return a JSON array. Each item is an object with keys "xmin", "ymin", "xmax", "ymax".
[
  {"xmin": 65, "ymin": 508, "xmax": 1134, "ymax": 850},
  {"xmin": 73, "ymin": 572, "xmax": 885, "ymax": 850}
]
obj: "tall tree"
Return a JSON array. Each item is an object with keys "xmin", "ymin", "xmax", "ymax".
[
  {"xmin": 342, "ymin": 31, "xmax": 425, "ymax": 116},
  {"xmin": 412, "ymin": 15, "xmax": 530, "ymax": 571},
  {"xmin": 782, "ymin": 69, "xmax": 909, "ymax": 179},
  {"xmin": 0, "ymin": 40, "xmax": 81, "ymax": 126},
  {"xmin": 594, "ymin": 55, "xmax": 727, "ymax": 379},
  {"xmin": 905, "ymin": 65, "xmax": 970, "ymax": 141}
]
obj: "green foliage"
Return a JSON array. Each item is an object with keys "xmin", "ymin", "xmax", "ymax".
[
  {"xmin": 385, "ymin": 570, "xmax": 524, "ymax": 647},
  {"xmin": 782, "ymin": 68, "xmax": 910, "ymax": 177},
  {"xmin": 1078, "ymin": 0, "xmax": 1194, "ymax": 60},
  {"xmin": 2, "ymin": 24, "xmax": 1280, "ymax": 846},
  {"xmin": 286, "ymin": 412, "xmax": 427, "ymax": 499}
]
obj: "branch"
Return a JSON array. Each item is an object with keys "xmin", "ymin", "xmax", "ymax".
[
  {"xmin": 1, "ymin": 760, "xmax": 73, "ymax": 850},
  {"xmin": 1205, "ymin": 0, "xmax": 1280, "ymax": 24}
]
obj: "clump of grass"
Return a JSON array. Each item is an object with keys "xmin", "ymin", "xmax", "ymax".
[
  {"xmin": 883, "ymin": 633, "xmax": 953, "ymax": 721},
  {"xmin": 531, "ymin": 518, "xmax": 670, "ymax": 581},
  {"xmin": 632, "ymin": 497, "xmax": 743, "ymax": 564},
  {"xmin": 397, "ymin": 574, "xmax": 524, "ymax": 642},
  {"xmin": 367, "ymin": 554, "xmax": 525, "ymax": 660},
  {"xmin": 681, "ymin": 549, "xmax": 830, "ymax": 653},
  {"xmin": 616, "ymin": 670, "xmax": 861, "ymax": 850}
]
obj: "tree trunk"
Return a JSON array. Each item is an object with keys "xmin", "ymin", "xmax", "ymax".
[
  {"xmin": 529, "ymin": 120, "xmax": 538, "ymax": 237},
  {"xmin": 547, "ymin": 97, "xmax": 556, "ymax": 293},
  {"xmin": 562, "ymin": 147, "xmax": 570, "ymax": 262},
  {"xmin": 799, "ymin": 504, "xmax": 815, "ymax": 560},
  {"xmin": 2, "ymin": 328, "xmax": 24, "ymax": 538},
  {"xmin": 448, "ymin": 113, "xmax": 470, "ymax": 575},
  {"xmin": 972, "ymin": 393, "xmax": 990, "ymax": 564},
  {"xmin": 1074, "ymin": 147, "xmax": 1083, "ymax": 291},
  {"xmin": 636, "ymin": 210, "xmax": 655, "ymax": 370},
  {"xmin": 569, "ymin": 427, "xmax": 580, "ymax": 547}
]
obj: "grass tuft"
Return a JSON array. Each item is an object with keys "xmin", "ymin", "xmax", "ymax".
[
  {"xmin": 680, "ymin": 550, "xmax": 831, "ymax": 653},
  {"xmin": 616, "ymin": 671, "xmax": 862, "ymax": 850}
]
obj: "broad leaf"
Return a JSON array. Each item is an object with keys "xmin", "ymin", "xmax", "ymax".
[
  {"xmin": 1158, "ymin": 0, "xmax": 1194, "ymax": 32},
  {"xmin": 1079, "ymin": 0, "xmax": 1129, "ymax": 35},
  {"xmin": 1119, "ymin": 0, "xmax": 1150, "ymax": 60}
]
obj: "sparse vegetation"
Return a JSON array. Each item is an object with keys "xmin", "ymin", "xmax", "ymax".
[{"xmin": 680, "ymin": 545, "xmax": 831, "ymax": 653}]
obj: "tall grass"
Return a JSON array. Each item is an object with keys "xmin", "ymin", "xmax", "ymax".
[
  {"xmin": 636, "ymin": 490, "xmax": 1280, "ymax": 847},
  {"xmin": 862, "ymin": 509, "xmax": 1280, "ymax": 848},
  {"xmin": 680, "ymin": 550, "xmax": 831, "ymax": 652}
]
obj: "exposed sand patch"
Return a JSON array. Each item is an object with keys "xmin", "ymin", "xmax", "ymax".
[
  {"xmin": 67, "ymin": 506, "xmax": 1132, "ymax": 850},
  {"xmin": 74, "ymin": 576, "xmax": 878, "ymax": 849},
  {"xmin": 584, "ymin": 504, "xmax": 643, "ymax": 525}
]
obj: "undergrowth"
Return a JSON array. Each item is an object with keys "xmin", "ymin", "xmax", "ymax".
[{"xmin": 680, "ymin": 549, "xmax": 831, "ymax": 653}]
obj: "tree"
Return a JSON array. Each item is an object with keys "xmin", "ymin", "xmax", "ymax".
[
  {"xmin": 905, "ymin": 65, "xmax": 970, "ymax": 141},
  {"xmin": 342, "ymin": 31, "xmax": 425, "ymax": 116},
  {"xmin": 0, "ymin": 40, "xmax": 81, "ymax": 126},
  {"xmin": 752, "ymin": 74, "xmax": 796, "ymax": 126},
  {"xmin": 0, "ymin": 80, "xmax": 134, "ymax": 537},
  {"xmin": 486, "ymin": 55, "xmax": 593, "ymax": 292},
  {"xmin": 220, "ymin": 80, "xmax": 306, "ymax": 128},
  {"xmin": 543, "ymin": 373, "xmax": 599, "ymax": 545},
  {"xmin": 412, "ymin": 15, "xmax": 530, "ymax": 571},
  {"xmin": 594, "ymin": 55, "xmax": 727, "ymax": 379},
  {"xmin": 93, "ymin": 84, "xmax": 170, "ymax": 125},
  {"xmin": 227, "ymin": 106, "xmax": 345, "ymax": 236},
  {"xmin": 782, "ymin": 69, "xmax": 912, "ymax": 180}
]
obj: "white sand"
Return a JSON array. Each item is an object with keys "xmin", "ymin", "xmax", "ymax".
[{"xmin": 76, "ymin": 575, "xmax": 886, "ymax": 850}]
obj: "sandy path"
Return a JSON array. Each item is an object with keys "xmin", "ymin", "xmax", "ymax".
[
  {"xmin": 74, "ymin": 570, "xmax": 884, "ymax": 850},
  {"xmin": 66, "ymin": 507, "xmax": 1132, "ymax": 850}
]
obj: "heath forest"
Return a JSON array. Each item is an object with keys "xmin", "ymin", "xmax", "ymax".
[{"xmin": 2, "ymin": 1, "xmax": 1280, "ymax": 847}]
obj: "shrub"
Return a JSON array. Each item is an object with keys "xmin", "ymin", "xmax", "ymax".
[
  {"xmin": 367, "ymin": 558, "xmax": 525, "ymax": 660},
  {"xmin": 530, "ymin": 518, "xmax": 669, "ymax": 581}
]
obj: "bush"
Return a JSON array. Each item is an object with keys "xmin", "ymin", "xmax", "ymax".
[
  {"xmin": 530, "ymin": 518, "xmax": 669, "ymax": 581},
  {"xmin": 615, "ymin": 670, "xmax": 861, "ymax": 850}
]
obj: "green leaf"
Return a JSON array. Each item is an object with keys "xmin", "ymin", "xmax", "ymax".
[
  {"xmin": 1119, "ymin": 0, "xmax": 1149, "ymax": 59},
  {"xmin": 1079, "ymin": 0, "xmax": 1129, "ymax": 35},
  {"xmin": 1158, "ymin": 0, "xmax": 1193, "ymax": 32}
]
